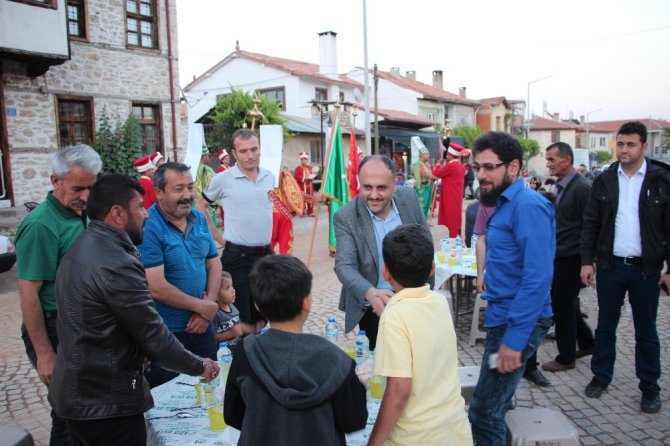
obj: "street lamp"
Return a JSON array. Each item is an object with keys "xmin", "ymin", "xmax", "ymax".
[
  {"xmin": 526, "ymin": 76, "xmax": 551, "ymax": 125},
  {"xmin": 585, "ymin": 108, "xmax": 602, "ymax": 150}
]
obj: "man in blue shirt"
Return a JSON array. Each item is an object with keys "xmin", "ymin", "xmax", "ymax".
[
  {"xmin": 468, "ymin": 132, "xmax": 555, "ymax": 446},
  {"xmin": 138, "ymin": 162, "xmax": 222, "ymax": 387}
]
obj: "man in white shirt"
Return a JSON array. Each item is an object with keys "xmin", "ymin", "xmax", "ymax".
[{"xmin": 580, "ymin": 121, "xmax": 670, "ymax": 414}]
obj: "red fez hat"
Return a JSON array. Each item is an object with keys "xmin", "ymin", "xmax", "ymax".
[
  {"xmin": 132, "ymin": 155, "xmax": 152, "ymax": 173},
  {"xmin": 149, "ymin": 152, "xmax": 163, "ymax": 164},
  {"xmin": 217, "ymin": 150, "xmax": 229, "ymax": 161},
  {"xmin": 448, "ymin": 142, "xmax": 465, "ymax": 157}
]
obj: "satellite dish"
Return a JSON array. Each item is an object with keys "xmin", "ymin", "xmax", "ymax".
[{"xmin": 353, "ymin": 88, "xmax": 362, "ymax": 103}]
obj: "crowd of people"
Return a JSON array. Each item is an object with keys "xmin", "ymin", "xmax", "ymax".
[{"xmin": 12, "ymin": 121, "xmax": 668, "ymax": 445}]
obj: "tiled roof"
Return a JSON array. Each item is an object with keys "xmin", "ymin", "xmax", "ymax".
[
  {"xmin": 374, "ymin": 108, "xmax": 438, "ymax": 126},
  {"xmin": 587, "ymin": 119, "xmax": 670, "ymax": 132},
  {"xmin": 528, "ymin": 117, "xmax": 583, "ymax": 130},
  {"xmin": 375, "ymin": 71, "xmax": 481, "ymax": 106},
  {"xmin": 185, "ymin": 50, "xmax": 362, "ymax": 90},
  {"xmin": 478, "ymin": 96, "xmax": 508, "ymax": 106}
]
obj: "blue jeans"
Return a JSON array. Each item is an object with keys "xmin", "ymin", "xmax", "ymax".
[
  {"xmin": 145, "ymin": 325, "xmax": 217, "ymax": 388},
  {"xmin": 468, "ymin": 318, "xmax": 551, "ymax": 446},
  {"xmin": 592, "ymin": 261, "xmax": 660, "ymax": 392}
]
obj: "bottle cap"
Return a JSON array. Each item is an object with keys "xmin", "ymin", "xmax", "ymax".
[
  {"xmin": 328, "ymin": 317, "xmax": 335, "ymax": 322},
  {"xmin": 359, "ymin": 330, "xmax": 366, "ymax": 336},
  {"xmin": 219, "ymin": 342, "xmax": 228, "ymax": 348}
]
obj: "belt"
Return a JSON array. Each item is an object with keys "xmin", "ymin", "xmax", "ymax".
[
  {"xmin": 614, "ymin": 256, "xmax": 642, "ymax": 266},
  {"xmin": 225, "ymin": 241, "xmax": 271, "ymax": 256}
]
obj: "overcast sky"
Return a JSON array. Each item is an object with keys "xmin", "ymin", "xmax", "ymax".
[{"xmin": 176, "ymin": 0, "xmax": 670, "ymax": 122}]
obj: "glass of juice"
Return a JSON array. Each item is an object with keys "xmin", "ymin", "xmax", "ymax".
[
  {"xmin": 436, "ymin": 251, "xmax": 446, "ymax": 263},
  {"xmin": 208, "ymin": 405, "xmax": 226, "ymax": 431},
  {"xmin": 370, "ymin": 375, "xmax": 384, "ymax": 400}
]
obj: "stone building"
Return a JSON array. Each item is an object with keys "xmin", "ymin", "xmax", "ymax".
[{"xmin": 0, "ymin": 0, "xmax": 187, "ymax": 206}]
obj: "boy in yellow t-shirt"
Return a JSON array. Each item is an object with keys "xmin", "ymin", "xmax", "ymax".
[{"xmin": 369, "ymin": 224, "xmax": 473, "ymax": 446}]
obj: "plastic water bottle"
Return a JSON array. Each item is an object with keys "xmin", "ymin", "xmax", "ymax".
[
  {"xmin": 455, "ymin": 234, "xmax": 463, "ymax": 249},
  {"xmin": 325, "ymin": 317, "xmax": 339, "ymax": 344},
  {"xmin": 471, "ymin": 233, "xmax": 478, "ymax": 250},
  {"xmin": 355, "ymin": 330, "xmax": 370, "ymax": 365},
  {"xmin": 216, "ymin": 342, "xmax": 232, "ymax": 386},
  {"xmin": 440, "ymin": 237, "xmax": 450, "ymax": 255}
]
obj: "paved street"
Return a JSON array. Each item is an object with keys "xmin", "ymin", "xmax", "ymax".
[{"xmin": 1, "ymin": 201, "xmax": 669, "ymax": 445}]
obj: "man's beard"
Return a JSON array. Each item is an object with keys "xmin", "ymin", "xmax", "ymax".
[{"xmin": 479, "ymin": 173, "xmax": 513, "ymax": 207}]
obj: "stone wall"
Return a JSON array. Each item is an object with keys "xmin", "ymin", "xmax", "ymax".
[{"xmin": 1, "ymin": 0, "xmax": 187, "ymax": 205}]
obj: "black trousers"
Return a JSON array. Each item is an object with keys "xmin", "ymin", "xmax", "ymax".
[
  {"xmin": 551, "ymin": 255, "xmax": 594, "ymax": 364},
  {"xmin": 220, "ymin": 243, "xmax": 273, "ymax": 324},
  {"xmin": 21, "ymin": 312, "xmax": 72, "ymax": 446},
  {"xmin": 65, "ymin": 414, "xmax": 146, "ymax": 446}
]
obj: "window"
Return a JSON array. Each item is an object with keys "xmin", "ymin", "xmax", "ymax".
[
  {"xmin": 57, "ymin": 98, "xmax": 93, "ymax": 148},
  {"xmin": 599, "ymin": 137, "xmax": 606, "ymax": 147},
  {"xmin": 132, "ymin": 103, "xmax": 162, "ymax": 155},
  {"xmin": 427, "ymin": 112, "xmax": 436, "ymax": 121},
  {"xmin": 126, "ymin": 0, "xmax": 157, "ymax": 49},
  {"xmin": 67, "ymin": 0, "xmax": 86, "ymax": 38},
  {"xmin": 310, "ymin": 140, "xmax": 322, "ymax": 165},
  {"xmin": 551, "ymin": 130, "xmax": 560, "ymax": 143},
  {"xmin": 315, "ymin": 88, "xmax": 328, "ymax": 102},
  {"xmin": 339, "ymin": 91, "xmax": 345, "ymax": 102},
  {"xmin": 257, "ymin": 87, "xmax": 285, "ymax": 110}
]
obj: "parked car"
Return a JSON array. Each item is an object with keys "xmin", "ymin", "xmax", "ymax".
[{"xmin": 0, "ymin": 235, "xmax": 16, "ymax": 273}]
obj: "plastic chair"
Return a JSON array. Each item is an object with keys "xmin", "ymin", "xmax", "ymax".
[{"xmin": 469, "ymin": 294, "xmax": 487, "ymax": 346}]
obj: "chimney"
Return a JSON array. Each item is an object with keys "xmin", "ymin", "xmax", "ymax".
[
  {"xmin": 553, "ymin": 112, "xmax": 560, "ymax": 121},
  {"xmin": 579, "ymin": 115, "xmax": 585, "ymax": 125},
  {"xmin": 405, "ymin": 70, "xmax": 416, "ymax": 81},
  {"xmin": 390, "ymin": 67, "xmax": 400, "ymax": 76},
  {"xmin": 432, "ymin": 70, "xmax": 443, "ymax": 89},
  {"xmin": 318, "ymin": 31, "xmax": 338, "ymax": 79},
  {"xmin": 459, "ymin": 87, "xmax": 467, "ymax": 98}
]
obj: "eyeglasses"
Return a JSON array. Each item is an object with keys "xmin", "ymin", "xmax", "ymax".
[{"xmin": 472, "ymin": 162, "xmax": 507, "ymax": 173}]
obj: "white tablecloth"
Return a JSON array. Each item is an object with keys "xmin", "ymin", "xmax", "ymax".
[
  {"xmin": 435, "ymin": 262, "xmax": 477, "ymax": 289},
  {"xmin": 146, "ymin": 375, "xmax": 381, "ymax": 446}
]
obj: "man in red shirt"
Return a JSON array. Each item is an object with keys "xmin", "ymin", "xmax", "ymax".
[
  {"xmin": 294, "ymin": 152, "xmax": 318, "ymax": 217},
  {"xmin": 133, "ymin": 155, "xmax": 157, "ymax": 209},
  {"xmin": 433, "ymin": 143, "xmax": 466, "ymax": 236},
  {"xmin": 216, "ymin": 150, "xmax": 230, "ymax": 173}
]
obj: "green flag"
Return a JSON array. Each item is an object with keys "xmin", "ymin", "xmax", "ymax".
[{"xmin": 323, "ymin": 121, "xmax": 349, "ymax": 254}]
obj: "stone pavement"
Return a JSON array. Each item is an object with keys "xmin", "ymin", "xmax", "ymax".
[{"xmin": 1, "ymin": 202, "xmax": 669, "ymax": 445}]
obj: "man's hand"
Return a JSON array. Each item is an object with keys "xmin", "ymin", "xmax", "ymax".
[
  {"xmin": 476, "ymin": 272, "xmax": 486, "ymax": 293},
  {"xmin": 199, "ymin": 358, "xmax": 220, "ymax": 383},
  {"xmin": 197, "ymin": 299, "xmax": 219, "ymax": 321},
  {"xmin": 185, "ymin": 313, "xmax": 211, "ymax": 334},
  {"xmin": 36, "ymin": 350, "xmax": 57, "ymax": 385},
  {"xmin": 581, "ymin": 265, "xmax": 595, "ymax": 287},
  {"xmin": 496, "ymin": 344, "xmax": 522, "ymax": 374},
  {"xmin": 365, "ymin": 288, "xmax": 394, "ymax": 317}
]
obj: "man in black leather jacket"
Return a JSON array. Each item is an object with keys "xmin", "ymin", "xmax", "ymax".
[
  {"xmin": 580, "ymin": 121, "xmax": 670, "ymax": 414},
  {"xmin": 49, "ymin": 174, "xmax": 219, "ymax": 445}
]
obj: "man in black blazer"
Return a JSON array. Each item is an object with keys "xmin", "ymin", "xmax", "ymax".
[
  {"xmin": 334, "ymin": 155, "xmax": 431, "ymax": 350},
  {"xmin": 541, "ymin": 142, "xmax": 595, "ymax": 373}
]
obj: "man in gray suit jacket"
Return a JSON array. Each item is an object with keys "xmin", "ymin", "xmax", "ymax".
[{"xmin": 334, "ymin": 155, "xmax": 432, "ymax": 349}]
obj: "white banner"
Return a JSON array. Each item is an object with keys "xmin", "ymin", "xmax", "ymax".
[
  {"xmin": 259, "ymin": 125, "xmax": 283, "ymax": 188},
  {"xmin": 185, "ymin": 123, "xmax": 206, "ymax": 181}
]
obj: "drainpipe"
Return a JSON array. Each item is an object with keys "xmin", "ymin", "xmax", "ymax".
[{"xmin": 165, "ymin": 0, "xmax": 179, "ymax": 161}]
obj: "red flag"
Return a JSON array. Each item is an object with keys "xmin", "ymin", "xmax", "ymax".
[{"xmin": 347, "ymin": 126, "xmax": 360, "ymax": 198}]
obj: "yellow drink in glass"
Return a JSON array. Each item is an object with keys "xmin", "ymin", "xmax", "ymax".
[
  {"xmin": 448, "ymin": 255, "xmax": 457, "ymax": 266},
  {"xmin": 203, "ymin": 384, "xmax": 215, "ymax": 406},
  {"xmin": 436, "ymin": 252, "xmax": 445, "ymax": 263},
  {"xmin": 370, "ymin": 375, "xmax": 384, "ymax": 399},
  {"xmin": 344, "ymin": 346, "xmax": 356, "ymax": 361},
  {"xmin": 471, "ymin": 260, "xmax": 477, "ymax": 270},
  {"xmin": 208, "ymin": 405, "xmax": 226, "ymax": 431},
  {"xmin": 195, "ymin": 383, "xmax": 202, "ymax": 405}
]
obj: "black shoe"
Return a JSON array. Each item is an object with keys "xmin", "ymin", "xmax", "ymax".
[
  {"xmin": 641, "ymin": 391, "xmax": 661, "ymax": 414},
  {"xmin": 523, "ymin": 368, "xmax": 551, "ymax": 387},
  {"xmin": 585, "ymin": 378, "xmax": 607, "ymax": 398}
]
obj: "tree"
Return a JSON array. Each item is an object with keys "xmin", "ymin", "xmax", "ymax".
[
  {"xmin": 519, "ymin": 137, "xmax": 540, "ymax": 169},
  {"xmin": 595, "ymin": 150, "xmax": 612, "ymax": 164},
  {"xmin": 92, "ymin": 107, "xmax": 142, "ymax": 177},
  {"xmin": 452, "ymin": 126, "xmax": 482, "ymax": 148},
  {"xmin": 208, "ymin": 88, "xmax": 287, "ymax": 150}
]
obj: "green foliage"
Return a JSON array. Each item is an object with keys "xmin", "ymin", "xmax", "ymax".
[
  {"xmin": 452, "ymin": 126, "xmax": 482, "ymax": 148},
  {"xmin": 595, "ymin": 150, "xmax": 612, "ymax": 163},
  {"xmin": 93, "ymin": 107, "xmax": 142, "ymax": 177},
  {"xmin": 519, "ymin": 137, "xmax": 541, "ymax": 167},
  {"xmin": 208, "ymin": 88, "xmax": 287, "ymax": 150},
  {"xmin": 504, "ymin": 112, "xmax": 512, "ymax": 131},
  {"xmin": 663, "ymin": 128, "xmax": 670, "ymax": 149}
]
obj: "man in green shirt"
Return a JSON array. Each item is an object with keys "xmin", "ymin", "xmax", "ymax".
[
  {"xmin": 412, "ymin": 146, "xmax": 437, "ymax": 218},
  {"xmin": 15, "ymin": 144, "xmax": 101, "ymax": 445}
]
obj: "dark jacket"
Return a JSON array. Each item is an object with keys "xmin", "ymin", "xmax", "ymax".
[
  {"xmin": 49, "ymin": 221, "xmax": 205, "ymax": 420},
  {"xmin": 580, "ymin": 158, "xmax": 670, "ymax": 275},
  {"xmin": 555, "ymin": 172, "xmax": 591, "ymax": 258},
  {"xmin": 224, "ymin": 329, "xmax": 367, "ymax": 446}
]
